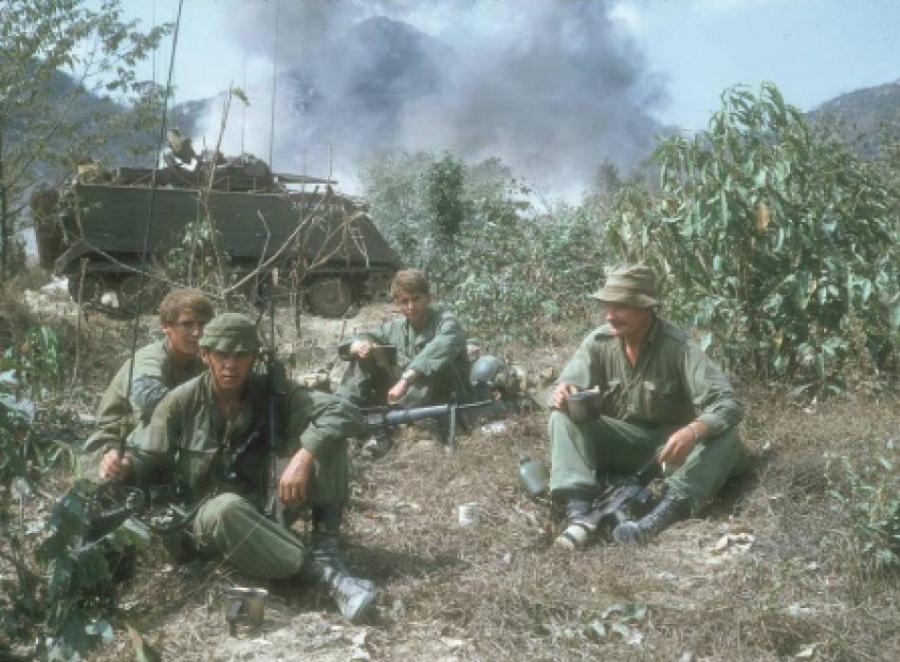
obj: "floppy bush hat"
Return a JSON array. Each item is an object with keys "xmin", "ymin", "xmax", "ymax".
[{"xmin": 590, "ymin": 265, "xmax": 659, "ymax": 308}]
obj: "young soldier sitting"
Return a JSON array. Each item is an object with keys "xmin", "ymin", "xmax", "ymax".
[
  {"xmin": 337, "ymin": 269, "xmax": 472, "ymax": 454},
  {"xmin": 98, "ymin": 313, "xmax": 378, "ymax": 622},
  {"xmin": 79, "ymin": 288, "xmax": 213, "ymax": 479}
]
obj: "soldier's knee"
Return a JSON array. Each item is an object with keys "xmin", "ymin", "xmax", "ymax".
[
  {"xmin": 203, "ymin": 492, "xmax": 254, "ymax": 525},
  {"xmin": 707, "ymin": 427, "xmax": 743, "ymax": 454},
  {"xmin": 548, "ymin": 409, "xmax": 574, "ymax": 437}
]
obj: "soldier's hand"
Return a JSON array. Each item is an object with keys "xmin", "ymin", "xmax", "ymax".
[
  {"xmin": 550, "ymin": 382, "xmax": 578, "ymax": 409},
  {"xmin": 658, "ymin": 422, "xmax": 705, "ymax": 467},
  {"xmin": 278, "ymin": 448, "xmax": 315, "ymax": 505},
  {"xmin": 99, "ymin": 449, "xmax": 133, "ymax": 482},
  {"xmin": 387, "ymin": 378, "xmax": 409, "ymax": 403},
  {"xmin": 351, "ymin": 340, "xmax": 374, "ymax": 359}
]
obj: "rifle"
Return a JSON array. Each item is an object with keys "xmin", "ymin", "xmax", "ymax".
[
  {"xmin": 576, "ymin": 459, "xmax": 661, "ymax": 535},
  {"xmin": 362, "ymin": 400, "xmax": 494, "ymax": 450},
  {"xmin": 83, "ymin": 483, "xmax": 192, "ymax": 562},
  {"xmin": 84, "ymin": 485, "xmax": 148, "ymax": 543}
]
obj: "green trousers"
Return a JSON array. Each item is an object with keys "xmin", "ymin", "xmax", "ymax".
[
  {"xmin": 548, "ymin": 411, "xmax": 747, "ymax": 514},
  {"xmin": 185, "ymin": 440, "xmax": 350, "ymax": 579},
  {"xmin": 191, "ymin": 493, "xmax": 307, "ymax": 578}
]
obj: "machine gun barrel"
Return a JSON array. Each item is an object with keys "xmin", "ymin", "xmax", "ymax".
[
  {"xmin": 363, "ymin": 400, "xmax": 494, "ymax": 450},
  {"xmin": 365, "ymin": 400, "xmax": 493, "ymax": 428}
]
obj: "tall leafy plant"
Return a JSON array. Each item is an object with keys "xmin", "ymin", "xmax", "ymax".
[{"xmin": 607, "ymin": 83, "xmax": 899, "ymax": 393}]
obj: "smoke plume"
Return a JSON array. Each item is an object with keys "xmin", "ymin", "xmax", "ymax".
[{"xmin": 196, "ymin": 0, "xmax": 667, "ymax": 197}]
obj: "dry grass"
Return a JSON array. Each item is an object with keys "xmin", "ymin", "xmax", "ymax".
[
  {"xmin": 83, "ymin": 386, "xmax": 900, "ymax": 662},
  {"xmin": 336, "ymin": 389, "xmax": 900, "ymax": 661},
  {"xmin": 4, "ymin": 293, "xmax": 900, "ymax": 660}
]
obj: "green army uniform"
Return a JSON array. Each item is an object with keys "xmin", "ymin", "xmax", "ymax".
[
  {"xmin": 78, "ymin": 339, "xmax": 205, "ymax": 480},
  {"xmin": 112, "ymin": 312, "xmax": 376, "ymax": 622},
  {"xmin": 549, "ymin": 318, "xmax": 746, "ymax": 515},
  {"xmin": 337, "ymin": 305, "xmax": 471, "ymax": 408},
  {"xmin": 129, "ymin": 370, "xmax": 362, "ymax": 579}
]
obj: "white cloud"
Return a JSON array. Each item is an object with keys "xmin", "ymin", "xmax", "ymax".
[{"xmin": 609, "ymin": 2, "xmax": 645, "ymax": 37}]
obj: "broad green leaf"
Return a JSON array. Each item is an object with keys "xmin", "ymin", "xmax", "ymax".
[
  {"xmin": 890, "ymin": 298, "xmax": 900, "ymax": 330},
  {"xmin": 754, "ymin": 168, "xmax": 767, "ymax": 189}
]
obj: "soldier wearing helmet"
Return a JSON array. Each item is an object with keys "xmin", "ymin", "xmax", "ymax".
[{"xmin": 98, "ymin": 313, "xmax": 378, "ymax": 623}]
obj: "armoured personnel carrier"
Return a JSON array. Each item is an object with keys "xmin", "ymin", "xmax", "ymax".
[{"xmin": 32, "ymin": 153, "xmax": 400, "ymax": 317}]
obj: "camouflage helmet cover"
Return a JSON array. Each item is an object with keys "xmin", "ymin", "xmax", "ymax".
[{"xmin": 199, "ymin": 313, "xmax": 260, "ymax": 353}]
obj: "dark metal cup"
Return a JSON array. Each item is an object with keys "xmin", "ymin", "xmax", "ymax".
[
  {"xmin": 369, "ymin": 344, "xmax": 397, "ymax": 369},
  {"xmin": 565, "ymin": 390, "xmax": 602, "ymax": 422}
]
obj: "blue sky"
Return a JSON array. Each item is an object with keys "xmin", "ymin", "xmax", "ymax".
[
  {"xmin": 115, "ymin": 0, "xmax": 900, "ymax": 131},
  {"xmin": 614, "ymin": 0, "xmax": 900, "ymax": 129}
]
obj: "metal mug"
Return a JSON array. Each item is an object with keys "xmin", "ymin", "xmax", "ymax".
[
  {"xmin": 369, "ymin": 344, "xmax": 397, "ymax": 369},
  {"xmin": 565, "ymin": 390, "xmax": 602, "ymax": 423},
  {"xmin": 225, "ymin": 587, "xmax": 268, "ymax": 635}
]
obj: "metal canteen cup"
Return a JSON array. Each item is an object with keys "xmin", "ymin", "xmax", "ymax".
[
  {"xmin": 369, "ymin": 344, "xmax": 397, "ymax": 369},
  {"xmin": 225, "ymin": 587, "xmax": 269, "ymax": 635},
  {"xmin": 565, "ymin": 390, "xmax": 602, "ymax": 423}
]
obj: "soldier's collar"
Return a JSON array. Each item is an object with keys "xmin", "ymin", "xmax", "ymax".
[{"xmin": 644, "ymin": 315, "xmax": 661, "ymax": 345}]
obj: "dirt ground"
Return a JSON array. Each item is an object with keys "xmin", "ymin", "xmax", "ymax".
[{"xmin": 5, "ymin": 280, "xmax": 900, "ymax": 661}]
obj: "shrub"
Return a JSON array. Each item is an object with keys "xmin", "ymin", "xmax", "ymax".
[
  {"xmin": 363, "ymin": 152, "xmax": 607, "ymax": 344},
  {"xmin": 604, "ymin": 83, "xmax": 900, "ymax": 393},
  {"xmin": 827, "ymin": 437, "xmax": 900, "ymax": 571}
]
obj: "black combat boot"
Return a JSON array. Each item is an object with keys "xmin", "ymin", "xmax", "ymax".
[
  {"xmin": 554, "ymin": 495, "xmax": 596, "ymax": 551},
  {"xmin": 306, "ymin": 505, "xmax": 377, "ymax": 623},
  {"xmin": 612, "ymin": 494, "xmax": 691, "ymax": 545},
  {"xmin": 361, "ymin": 430, "xmax": 393, "ymax": 458}
]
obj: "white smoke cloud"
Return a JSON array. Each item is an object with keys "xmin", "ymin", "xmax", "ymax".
[{"xmin": 190, "ymin": 0, "xmax": 668, "ymax": 198}]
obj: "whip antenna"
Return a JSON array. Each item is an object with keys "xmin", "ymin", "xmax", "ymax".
[
  {"xmin": 120, "ymin": 0, "xmax": 186, "ymax": 455},
  {"xmin": 268, "ymin": 0, "xmax": 279, "ymax": 170}
]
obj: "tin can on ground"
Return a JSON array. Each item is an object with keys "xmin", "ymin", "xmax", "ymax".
[
  {"xmin": 225, "ymin": 587, "xmax": 268, "ymax": 636},
  {"xmin": 458, "ymin": 502, "xmax": 481, "ymax": 527}
]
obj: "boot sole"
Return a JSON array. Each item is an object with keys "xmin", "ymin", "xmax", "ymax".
[
  {"xmin": 342, "ymin": 587, "xmax": 378, "ymax": 623},
  {"xmin": 554, "ymin": 522, "xmax": 594, "ymax": 550}
]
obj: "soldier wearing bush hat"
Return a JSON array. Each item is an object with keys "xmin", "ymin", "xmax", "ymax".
[
  {"xmin": 548, "ymin": 264, "xmax": 747, "ymax": 549},
  {"xmin": 98, "ymin": 311, "xmax": 379, "ymax": 623}
]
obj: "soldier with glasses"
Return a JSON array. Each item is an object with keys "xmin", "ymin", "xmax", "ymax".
[{"xmin": 80, "ymin": 288, "xmax": 214, "ymax": 480}]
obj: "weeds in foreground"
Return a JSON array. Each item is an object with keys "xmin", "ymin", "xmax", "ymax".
[{"xmin": 827, "ymin": 436, "xmax": 900, "ymax": 571}]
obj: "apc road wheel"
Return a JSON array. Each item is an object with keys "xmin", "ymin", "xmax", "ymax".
[
  {"xmin": 67, "ymin": 272, "xmax": 106, "ymax": 305},
  {"xmin": 306, "ymin": 277, "xmax": 352, "ymax": 317}
]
